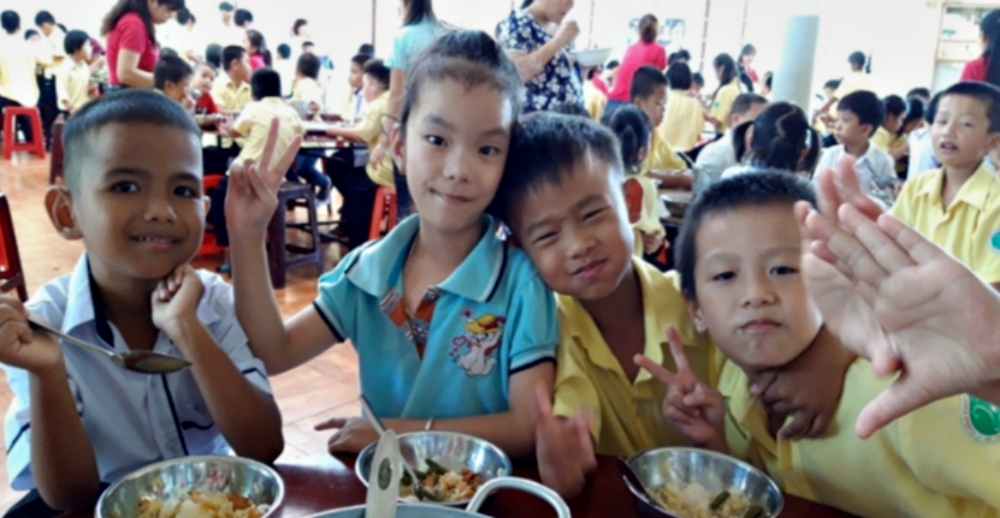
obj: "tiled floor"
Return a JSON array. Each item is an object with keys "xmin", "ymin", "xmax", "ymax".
[{"xmin": 0, "ymin": 154, "xmax": 360, "ymax": 512}]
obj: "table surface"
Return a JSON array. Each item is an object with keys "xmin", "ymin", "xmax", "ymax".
[{"xmin": 67, "ymin": 455, "xmax": 857, "ymax": 518}]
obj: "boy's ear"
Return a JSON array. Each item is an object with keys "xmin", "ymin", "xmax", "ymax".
[
  {"xmin": 203, "ymin": 195, "xmax": 212, "ymax": 216},
  {"xmin": 986, "ymin": 132, "xmax": 1000, "ymax": 155},
  {"xmin": 685, "ymin": 297, "xmax": 708, "ymax": 333},
  {"xmin": 390, "ymin": 122, "xmax": 405, "ymax": 175},
  {"xmin": 44, "ymin": 187, "xmax": 82, "ymax": 241}
]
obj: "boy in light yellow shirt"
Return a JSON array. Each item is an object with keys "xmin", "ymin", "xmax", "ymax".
[
  {"xmin": 708, "ymin": 54, "xmax": 741, "ymax": 133},
  {"xmin": 211, "ymin": 46, "xmax": 253, "ymax": 113},
  {"xmin": 646, "ymin": 171, "xmax": 1000, "ymax": 518},
  {"xmin": 661, "ymin": 62, "xmax": 705, "ymax": 153},
  {"xmin": 219, "ymin": 68, "xmax": 303, "ymax": 171},
  {"xmin": 55, "ymin": 30, "xmax": 93, "ymax": 115},
  {"xmin": 490, "ymin": 113, "xmax": 852, "ymax": 499},
  {"xmin": 891, "ymin": 82, "xmax": 1000, "ymax": 288},
  {"xmin": 630, "ymin": 66, "xmax": 691, "ymax": 189},
  {"xmin": 871, "ymin": 94, "xmax": 908, "ymax": 161}
]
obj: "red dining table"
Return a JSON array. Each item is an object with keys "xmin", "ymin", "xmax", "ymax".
[{"xmin": 69, "ymin": 454, "xmax": 855, "ymax": 518}]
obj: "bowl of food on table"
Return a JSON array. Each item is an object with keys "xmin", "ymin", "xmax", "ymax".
[
  {"xmin": 355, "ymin": 431, "xmax": 512, "ymax": 507},
  {"xmin": 96, "ymin": 455, "xmax": 284, "ymax": 518},
  {"xmin": 624, "ymin": 447, "xmax": 783, "ymax": 518}
]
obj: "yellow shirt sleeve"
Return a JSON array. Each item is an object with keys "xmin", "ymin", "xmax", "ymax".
[
  {"xmin": 710, "ymin": 82, "xmax": 740, "ymax": 132},
  {"xmin": 233, "ymin": 104, "xmax": 256, "ymax": 135},
  {"xmin": 55, "ymin": 65, "xmax": 70, "ymax": 111},
  {"xmin": 356, "ymin": 95, "xmax": 387, "ymax": 148},
  {"xmin": 871, "ymin": 127, "xmax": 897, "ymax": 153},
  {"xmin": 888, "ymin": 172, "xmax": 921, "ymax": 227},
  {"xmin": 552, "ymin": 332, "xmax": 604, "ymax": 442},
  {"xmin": 644, "ymin": 131, "xmax": 687, "ymax": 173},
  {"xmin": 968, "ymin": 196, "xmax": 1000, "ymax": 285}
]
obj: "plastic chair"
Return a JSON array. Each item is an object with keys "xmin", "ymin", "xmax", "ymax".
[
  {"xmin": 267, "ymin": 183, "xmax": 323, "ymax": 289},
  {"xmin": 0, "ymin": 194, "xmax": 28, "ymax": 301},
  {"xmin": 2, "ymin": 106, "xmax": 46, "ymax": 160},
  {"xmin": 368, "ymin": 186, "xmax": 398, "ymax": 241}
]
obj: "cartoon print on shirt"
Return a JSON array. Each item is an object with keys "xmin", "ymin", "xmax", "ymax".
[{"xmin": 451, "ymin": 311, "xmax": 505, "ymax": 377}]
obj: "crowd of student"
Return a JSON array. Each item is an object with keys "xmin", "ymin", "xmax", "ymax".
[{"xmin": 2, "ymin": 1, "xmax": 1000, "ymax": 517}]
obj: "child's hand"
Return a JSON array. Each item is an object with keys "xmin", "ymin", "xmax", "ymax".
[
  {"xmin": 635, "ymin": 326, "xmax": 726, "ymax": 452},
  {"xmin": 748, "ymin": 333, "xmax": 855, "ymax": 439},
  {"xmin": 151, "ymin": 266, "xmax": 205, "ymax": 337},
  {"xmin": 224, "ymin": 118, "xmax": 303, "ymax": 239},
  {"xmin": 0, "ymin": 296, "xmax": 62, "ymax": 374},
  {"xmin": 535, "ymin": 384, "xmax": 597, "ymax": 498},
  {"xmin": 316, "ymin": 416, "xmax": 380, "ymax": 454}
]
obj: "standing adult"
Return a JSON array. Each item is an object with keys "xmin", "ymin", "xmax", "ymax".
[
  {"xmin": 173, "ymin": 8, "xmax": 202, "ymax": 64},
  {"xmin": 737, "ymin": 43, "xmax": 758, "ymax": 92},
  {"xmin": 289, "ymin": 18, "xmax": 310, "ymax": 63},
  {"xmin": 375, "ymin": 0, "xmax": 447, "ymax": 217},
  {"xmin": 0, "ymin": 11, "xmax": 51, "ymax": 143},
  {"xmin": 961, "ymin": 9, "xmax": 1000, "ymax": 85},
  {"xmin": 211, "ymin": 2, "xmax": 242, "ymax": 47},
  {"xmin": 102, "ymin": 0, "xmax": 184, "ymax": 89},
  {"xmin": 34, "ymin": 11, "xmax": 65, "ymax": 150},
  {"xmin": 605, "ymin": 14, "xmax": 666, "ymax": 120},
  {"xmin": 497, "ymin": 0, "xmax": 583, "ymax": 114}
]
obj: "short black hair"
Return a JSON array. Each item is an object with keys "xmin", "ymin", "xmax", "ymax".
[
  {"xmin": 24, "ymin": 28, "xmax": 38, "ymax": 40},
  {"xmin": 219, "ymin": 2, "xmax": 234, "ymax": 11},
  {"xmin": 490, "ymin": 112, "xmax": 622, "ymax": 226},
  {"xmin": 838, "ymin": 90, "xmax": 884, "ymax": 130},
  {"xmin": 606, "ymin": 59, "xmax": 620, "ymax": 70},
  {"xmin": 925, "ymin": 91, "xmax": 941, "ymax": 124},
  {"xmin": 552, "ymin": 102, "xmax": 590, "ymax": 118},
  {"xmin": 205, "ymin": 44, "xmax": 223, "ymax": 69},
  {"xmin": 34, "ymin": 10, "xmax": 55, "ymax": 27},
  {"xmin": 692, "ymin": 72, "xmax": 704, "ymax": 87},
  {"xmin": 2, "ymin": 11, "xmax": 20, "ymax": 34},
  {"xmin": 297, "ymin": 53, "xmax": 321, "ymax": 80},
  {"xmin": 730, "ymin": 93, "xmax": 768, "ymax": 120},
  {"xmin": 64, "ymin": 30, "xmax": 90, "ymax": 55},
  {"xmin": 234, "ymin": 8, "xmax": 253, "ymax": 26},
  {"xmin": 277, "ymin": 43, "xmax": 291, "ymax": 60},
  {"xmin": 941, "ymin": 81, "xmax": 1000, "ymax": 133},
  {"xmin": 222, "ymin": 45, "xmax": 246, "ymax": 71},
  {"xmin": 883, "ymin": 94, "xmax": 906, "ymax": 118},
  {"xmin": 351, "ymin": 53, "xmax": 371, "ymax": 67},
  {"xmin": 302, "ymin": 41, "xmax": 315, "ymax": 50},
  {"xmin": 666, "ymin": 62, "xmax": 692, "ymax": 91},
  {"xmin": 630, "ymin": 66, "xmax": 668, "ymax": 102},
  {"xmin": 363, "ymin": 59, "xmax": 390, "ymax": 89},
  {"xmin": 848, "ymin": 51, "xmax": 867, "ymax": 70},
  {"xmin": 823, "ymin": 79, "xmax": 842, "ymax": 91},
  {"xmin": 676, "ymin": 171, "xmax": 817, "ymax": 301},
  {"xmin": 154, "ymin": 53, "xmax": 193, "ymax": 90},
  {"xmin": 907, "ymin": 87, "xmax": 931, "ymax": 101},
  {"xmin": 358, "ymin": 43, "xmax": 375, "ymax": 56},
  {"xmin": 250, "ymin": 68, "xmax": 281, "ymax": 99},
  {"xmin": 62, "ymin": 89, "xmax": 201, "ymax": 192},
  {"xmin": 176, "ymin": 8, "xmax": 195, "ymax": 25}
]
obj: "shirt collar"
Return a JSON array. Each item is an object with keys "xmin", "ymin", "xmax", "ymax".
[
  {"xmin": 917, "ymin": 162, "xmax": 993, "ymax": 211},
  {"xmin": 346, "ymin": 214, "xmax": 509, "ymax": 303}
]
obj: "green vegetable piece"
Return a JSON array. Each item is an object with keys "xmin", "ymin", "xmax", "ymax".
[
  {"xmin": 710, "ymin": 490, "xmax": 730, "ymax": 510},
  {"xmin": 425, "ymin": 458, "xmax": 448, "ymax": 476}
]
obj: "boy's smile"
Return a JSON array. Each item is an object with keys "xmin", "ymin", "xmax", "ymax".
[{"xmin": 510, "ymin": 161, "xmax": 633, "ymax": 302}]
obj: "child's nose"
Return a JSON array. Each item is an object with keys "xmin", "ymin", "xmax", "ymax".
[
  {"xmin": 741, "ymin": 274, "xmax": 777, "ymax": 307},
  {"xmin": 144, "ymin": 196, "xmax": 178, "ymax": 222}
]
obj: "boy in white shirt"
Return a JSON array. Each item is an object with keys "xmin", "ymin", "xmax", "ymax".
[
  {"xmin": 56, "ymin": 30, "xmax": 94, "ymax": 115},
  {"xmin": 815, "ymin": 90, "xmax": 897, "ymax": 207},
  {"xmin": 695, "ymin": 93, "xmax": 768, "ymax": 171}
]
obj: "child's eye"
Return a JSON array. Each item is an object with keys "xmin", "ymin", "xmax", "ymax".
[
  {"xmin": 534, "ymin": 231, "xmax": 557, "ymax": 245},
  {"xmin": 771, "ymin": 266, "xmax": 798, "ymax": 275},
  {"xmin": 479, "ymin": 146, "xmax": 502, "ymax": 157},
  {"xmin": 712, "ymin": 272, "xmax": 735, "ymax": 282},
  {"xmin": 583, "ymin": 208, "xmax": 605, "ymax": 221},
  {"xmin": 426, "ymin": 135, "xmax": 446, "ymax": 146},
  {"xmin": 110, "ymin": 182, "xmax": 140, "ymax": 193},
  {"xmin": 175, "ymin": 185, "xmax": 199, "ymax": 198}
]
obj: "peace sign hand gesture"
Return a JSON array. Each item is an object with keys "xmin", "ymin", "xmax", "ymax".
[
  {"xmin": 224, "ymin": 118, "xmax": 303, "ymax": 240},
  {"xmin": 635, "ymin": 326, "xmax": 728, "ymax": 453}
]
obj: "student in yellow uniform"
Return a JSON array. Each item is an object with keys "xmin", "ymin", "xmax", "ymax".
[
  {"xmin": 609, "ymin": 106, "xmax": 666, "ymax": 258},
  {"xmin": 211, "ymin": 45, "xmax": 253, "ymax": 113},
  {"xmin": 55, "ymin": 30, "xmax": 94, "ymax": 115},
  {"xmin": 817, "ymin": 51, "xmax": 872, "ymax": 117},
  {"xmin": 630, "ymin": 66, "xmax": 688, "ymax": 177},
  {"xmin": 891, "ymin": 82, "xmax": 1000, "ymax": 288},
  {"xmin": 645, "ymin": 171, "xmax": 1000, "ymax": 518},
  {"xmin": 219, "ymin": 68, "xmax": 304, "ymax": 170},
  {"xmin": 708, "ymin": 54, "xmax": 741, "ymax": 133},
  {"xmin": 584, "ymin": 68, "xmax": 607, "ymax": 122},
  {"xmin": 871, "ymin": 94, "xmax": 908, "ymax": 161},
  {"xmin": 661, "ymin": 61, "xmax": 705, "ymax": 153},
  {"xmin": 341, "ymin": 54, "xmax": 370, "ymax": 123},
  {"xmin": 490, "ymin": 113, "xmax": 853, "ymax": 499}
]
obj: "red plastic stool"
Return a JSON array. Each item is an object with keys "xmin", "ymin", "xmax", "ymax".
[
  {"xmin": 2, "ymin": 106, "xmax": 46, "ymax": 160},
  {"xmin": 368, "ymin": 186, "xmax": 398, "ymax": 241},
  {"xmin": 198, "ymin": 175, "xmax": 226, "ymax": 258}
]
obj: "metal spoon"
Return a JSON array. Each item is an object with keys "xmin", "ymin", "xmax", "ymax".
[
  {"xmin": 365, "ymin": 429, "xmax": 400, "ymax": 518},
  {"xmin": 28, "ymin": 319, "xmax": 192, "ymax": 375},
  {"xmin": 359, "ymin": 394, "xmax": 432, "ymax": 502}
]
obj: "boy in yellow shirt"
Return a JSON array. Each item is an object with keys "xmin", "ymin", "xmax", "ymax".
[
  {"xmin": 211, "ymin": 46, "xmax": 252, "ymax": 113},
  {"xmin": 491, "ymin": 113, "xmax": 852, "ymax": 498},
  {"xmin": 644, "ymin": 171, "xmax": 1000, "ymax": 517},
  {"xmin": 891, "ymin": 81, "xmax": 1000, "ymax": 288},
  {"xmin": 219, "ymin": 69, "xmax": 304, "ymax": 173},
  {"xmin": 661, "ymin": 61, "xmax": 705, "ymax": 154},
  {"xmin": 55, "ymin": 30, "xmax": 93, "ymax": 115},
  {"xmin": 630, "ymin": 66, "xmax": 690, "ymax": 188},
  {"xmin": 871, "ymin": 94, "xmax": 908, "ymax": 161}
]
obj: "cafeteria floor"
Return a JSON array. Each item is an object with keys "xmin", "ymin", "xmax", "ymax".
[{"xmin": 0, "ymin": 155, "xmax": 361, "ymax": 512}]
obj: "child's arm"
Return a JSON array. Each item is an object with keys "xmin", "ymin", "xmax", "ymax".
[
  {"xmin": 325, "ymin": 126, "xmax": 363, "ymax": 142},
  {"xmin": 319, "ymin": 362, "xmax": 555, "ymax": 458},
  {"xmin": 535, "ymin": 384, "xmax": 597, "ymax": 499},
  {"xmin": 55, "ymin": 69, "xmax": 71, "ymax": 113},
  {"xmin": 888, "ymin": 142, "xmax": 909, "ymax": 161},
  {"xmin": 225, "ymin": 120, "xmax": 340, "ymax": 375},
  {"xmin": 0, "ymin": 296, "xmax": 100, "ymax": 511},
  {"xmin": 635, "ymin": 326, "xmax": 728, "ymax": 453},
  {"xmin": 152, "ymin": 266, "xmax": 283, "ymax": 462}
]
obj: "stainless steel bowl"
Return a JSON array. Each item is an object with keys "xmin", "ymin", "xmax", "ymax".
[
  {"xmin": 625, "ymin": 447, "xmax": 783, "ymax": 518},
  {"xmin": 96, "ymin": 455, "xmax": 284, "ymax": 518},
  {"xmin": 355, "ymin": 431, "xmax": 512, "ymax": 507}
]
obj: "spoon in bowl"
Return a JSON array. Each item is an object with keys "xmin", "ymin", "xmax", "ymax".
[
  {"xmin": 28, "ymin": 319, "xmax": 192, "ymax": 375},
  {"xmin": 359, "ymin": 394, "xmax": 432, "ymax": 502}
]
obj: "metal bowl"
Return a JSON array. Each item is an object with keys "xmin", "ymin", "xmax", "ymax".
[
  {"xmin": 96, "ymin": 455, "xmax": 284, "ymax": 518},
  {"xmin": 355, "ymin": 431, "xmax": 512, "ymax": 507},
  {"xmin": 625, "ymin": 448, "xmax": 783, "ymax": 518}
]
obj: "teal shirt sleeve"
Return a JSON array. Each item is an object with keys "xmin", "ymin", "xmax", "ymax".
[
  {"xmin": 505, "ymin": 262, "xmax": 559, "ymax": 373},
  {"xmin": 313, "ymin": 248, "xmax": 363, "ymax": 342}
]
